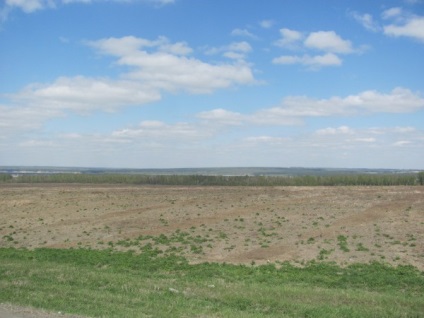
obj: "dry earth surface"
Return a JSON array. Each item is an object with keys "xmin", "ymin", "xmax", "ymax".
[
  {"xmin": 1, "ymin": 184, "xmax": 423, "ymax": 269},
  {"xmin": 0, "ymin": 303, "xmax": 86, "ymax": 318}
]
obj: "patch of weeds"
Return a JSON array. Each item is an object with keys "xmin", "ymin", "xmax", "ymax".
[
  {"xmin": 159, "ymin": 218, "xmax": 169, "ymax": 226},
  {"xmin": 383, "ymin": 233, "xmax": 394, "ymax": 240},
  {"xmin": 406, "ymin": 234, "xmax": 416, "ymax": 241},
  {"xmin": 337, "ymin": 235, "xmax": 350, "ymax": 252},
  {"xmin": 190, "ymin": 244, "xmax": 203, "ymax": 254},
  {"xmin": 356, "ymin": 243, "xmax": 369, "ymax": 252},
  {"xmin": 3, "ymin": 235, "xmax": 14, "ymax": 242},
  {"xmin": 317, "ymin": 248, "xmax": 333, "ymax": 260},
  {"xmin": 218, "ymin": 232, "xmax": 228, "ymax": 240},
  {"xmin": 307, "ymin": 237, "xmax": 315, "ymax": 244}
]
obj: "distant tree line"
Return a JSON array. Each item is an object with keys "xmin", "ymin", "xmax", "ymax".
[{"xmin": 1, "ymin": 172, "xmax": 423, "ymax": 186}]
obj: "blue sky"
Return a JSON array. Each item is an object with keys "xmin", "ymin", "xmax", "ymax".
[{"xmin": 1, "ymin": 0, "xmax": 423, "ymax": 169}]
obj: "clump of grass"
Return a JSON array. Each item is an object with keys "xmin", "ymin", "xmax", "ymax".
[
  {"xmin": 356, "ymin": 243, "xmax": 369, "ymax": 252},
  {"xmin": 337, "ymin": 235, "xmax": 350, "ymax": 252},
  {"xmin": 317, "ymin": 248, "xmax": 333, "ymax": 260}
]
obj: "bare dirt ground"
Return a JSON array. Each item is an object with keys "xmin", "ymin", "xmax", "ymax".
[
  {"xmin": 1, "ymin": 184, "xmax": 423, "ymax": 269},
  {"xmin": 0, "ymin": 303, "xmax": 86, "ymax": 318}
]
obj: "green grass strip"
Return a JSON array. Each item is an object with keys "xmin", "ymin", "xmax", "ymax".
[{"xmin": 1, "ymin": 248, "xmax": 423, "ymax": 317}]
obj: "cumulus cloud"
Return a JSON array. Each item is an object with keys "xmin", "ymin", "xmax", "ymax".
[
  {"xmin": 274, "ymin": 28, "xmax": 303, "ymax": 49},
  {"xmin": 352, "ymin": 7, "xmax": 424, "ymax": 44},
  {"xmin": 304, "ymin": 31, "xmax": 353, "ymax": 53},
  {"xmin": 273, "ymin": 28, "xmax": 359, "ymax": 69},
  {"xmin": 266, "ymin": 87, "xmax": 424, "ymax": 118},
  {"xmin": 1, "ymin": 36, "xmax": 256, "ymax": 138},
  {"xmin": 198, "ymin": 88, "xmax": 424, "ymax": 128},
  {"xmin": 90, "ymin": 36, "xmax": 255, "ymax": 93},
  {"xmin": 384, "ymin": 14, "xmax": 424, "ymax": 42},
  {"xmin": 11, "ymin": 76, "xmax": 161, "ymax": 113},
  {"xmin": 205, "ymin": 41, "xmax": 252, "ymax": 61},
  {"xmin": 272, "ymin": 53, "xmax": 342, "ymax": 68}
]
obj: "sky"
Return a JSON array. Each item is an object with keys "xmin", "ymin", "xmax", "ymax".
[{"xmin": 1, "ymin": 0, "xmax": 423, "ymax": 169}]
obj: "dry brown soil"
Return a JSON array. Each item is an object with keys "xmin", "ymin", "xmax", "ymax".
[{"xmin": 1, "ymin": 184, "xmax": 423, "ymax": 269}]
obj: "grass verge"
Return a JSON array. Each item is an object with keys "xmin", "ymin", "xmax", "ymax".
[{"xmin": 1, "ymin": 247, "xmax": 423, "ymax": 317}]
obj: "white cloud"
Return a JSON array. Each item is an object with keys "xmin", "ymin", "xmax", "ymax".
[
  {"xmin": 5, "ymin": 0, "xmax": 54, "ymax": 12},
  {"xmin": 12, "ymin": 76, "xmax": 161, "ymax": 113},
  {"xmin": 230, "ymin": 28, "xmax": 257, "ymax": 39},
  {"xmin": 244, "ymin": 136, "xmax": 289, "ymax": 144},
  {"xmin": 228, "ymin": 41, "xmax": 252, "ymax": 53},
  {"xmin": 159, "ymin": 40, "xmax": 193, "ymax": 55},
  {"xmin": 89, "ymin": 36, "xmax": 255, "ymax": 93},
  {"xmin": 272, "ymin": 53, "xmax": 342, "ymax": 69},
  {"xmin": 0, "ymin": 103, "xmax": 61, "ymax": 134},
  {"xmin": 1, "ymin": 36, "xmax": 256, "ymax": 140},
  {"xmin": 273, "ymin": 29, "xmax": 360, "ymax": 69},
  {"xmin": 259, "ymin": 20, "xmax": 274, "ymax": 29},
  {"xmin": 112, "ymin": 120, "xmax": 205, "ymax": 140},
  {"xmin": 354, "ymin": 137, "xmax": 376, "ymax": 143},
  {"xmin": 197, "ymin": 108, "xmax": 244, "ymax": 125},
  {"xmin": 382, "ymin": 7, "xmax": 403, "ymax": 20},
  {"xmin": 384, "ymin": 15, "xmax": 424, "ymax": 42},
  {"xmin": 207, "ymin": 41, "xmax": 253, "ymax": 61},
  {"xmin": 315, "ymin": 126, "xmax": 353, "ymax": 135},
  {"xmin": 380, "ymin": 7, "xmax": 424, "ymax": 42},
  {"xmin": 352, "ymin": 12, "xmax": 380, "ymax": 32},
  {"xmin": 2, "ymin": 0, "xmax": 174, "ymax": 15},
  {"xmin": 274, "ymin": 28, "xmax": 303, "ymax": 49},
  {"xmin": 199, "ymin": 88, "xmax": 424, "ymax": 128},
  {"xmin": 393, "ymin": 140, "xmax": 413, "ymax": 146},
  {"xmin": 304, "ymin": 31, "xmax": 353, "ymax": 53},
  {"xmin": 394, "ymin": 126, "xmax": 416, "ymax": 133},
  {"xmin": 205, "ymin": 41, "xmax": 252, "ymax": 59},
  {"xmin": 271, "ymin": 87, "xmax": 424, "ymax": 117}
]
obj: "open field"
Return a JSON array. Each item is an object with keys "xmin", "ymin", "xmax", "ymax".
[
  {"xmin": 1, "ymin": 184, "xmax": 424, "ymax": 317},
  {"xmin": 1, "ymin": 184, "xmax": 423, "ymax": 269}
]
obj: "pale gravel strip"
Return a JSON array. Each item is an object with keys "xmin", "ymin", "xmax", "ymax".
[{"xmin": 0, "ymin": 303, "xmax": 88, "ymax": 318}]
